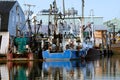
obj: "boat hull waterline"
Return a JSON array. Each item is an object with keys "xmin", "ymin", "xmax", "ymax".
[{"xmin": 42, "ymin": 49, "xmax": 87, "ymax": 61}]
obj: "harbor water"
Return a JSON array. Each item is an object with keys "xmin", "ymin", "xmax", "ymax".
[{"xmin": 0, "ymin": 55, "xmax": 120, "ymax": 80}]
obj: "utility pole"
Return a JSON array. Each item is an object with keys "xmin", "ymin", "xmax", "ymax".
[
  {"xmin": 24, "ymin": 4, "xmax": 35, "ymax": 18},
  {"xmin": 24, "ymin": 3, "xmax": 35, "ymax": 36}
]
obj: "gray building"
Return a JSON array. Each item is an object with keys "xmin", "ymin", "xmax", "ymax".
[
  {"xmin": 0, "ymin": 1, "xmax": 26, "ymax": 36},
  {"xmin": 104, "ymin": 18, "xmax": 120, "ymax": 32},
  {"xmin": 0, "ymin": 1, "xmax": 26, "ymax": 53}
]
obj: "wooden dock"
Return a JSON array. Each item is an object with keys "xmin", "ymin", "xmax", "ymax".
[{"xmin": 111, "ymin": 43, "xmax": 120, "ymax": 54}]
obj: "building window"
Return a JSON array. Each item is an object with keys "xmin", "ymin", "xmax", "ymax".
[
  {"xmin": 0, "ymin": 14, "xmax": 1, "ymax": 31},
  {"xmin": 16, "ymin": 5, "xmax": 19, "ymax": 14},
  {"xmin": 0, "ymin": 35, "xmax": 2, "ymax": 49}
]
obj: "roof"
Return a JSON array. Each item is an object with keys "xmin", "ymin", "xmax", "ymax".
[
  {"xmin": 0, "ymin": 1, "xmax": 16, "ymax": 13},
  {"xmin": 94, "ymin": 25, "xmax": 108, "ymax": 31}
]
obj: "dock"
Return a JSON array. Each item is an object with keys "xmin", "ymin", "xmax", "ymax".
[{"xmin": 111, "ymin": 43, "xmax": 120, "ymax": 54}]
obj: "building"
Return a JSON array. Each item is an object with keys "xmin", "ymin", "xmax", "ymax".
[
  {"xmin": 104, "ymin": 18, "xmax": 120, "ymax": 33},
  {"xmin": 0, "ymin": 0, "xmax": 26, "ymax": 36},
  {"xmin": 0, "ymin": 1, "xmax": 25, "ymax": 54},
  {"xmin": 85, "ymin": 16, "xmax": 108, "ymax": 47},
  {"xmin": 104, "ymin": 18, "xmax": 120, "ymax": 45}
]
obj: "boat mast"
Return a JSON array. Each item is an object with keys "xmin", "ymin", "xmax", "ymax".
[
  {"xmin": 53, "ymin": 0, "xmax": 58, "ymax": 34},
  {"xmin": 53, "ymin": 0, "xmax": 60, "ymax": 47},
  {"xmin": 33, "ymin": 16, "xmax": 37, "ymax": 34},
  {"xmin": 80, "ymin": 0, "xmax": 85, "ymax": 43},
  {"xmin": 63, "ymin": 0, "xmax": 65, "ymax": 19},
  {"xmin": 48, "ymin": 4, "xmax": 52, "ymax": 36},
  {"xmin": 90, "ymin": 9, "xmax": 95, "ymax": 44},
  {"xmin": 81, "ymin": 0, "xmax": 84, "ymax": 25}
]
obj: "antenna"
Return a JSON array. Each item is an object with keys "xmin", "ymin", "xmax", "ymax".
[
  {"xmin": 24, "ymin": 3, "xmax": 36, "ymax": 17},
  {"xmin": 90, "ymin": 9, "xmax": 94, "ymax": 16},
  {"xmin": 24, "ymin": 3, "xmax": 36, "ymax": 8},
  {"xmin": 24, "ymin": 3, "xmax": 36, "ymax": 36}
]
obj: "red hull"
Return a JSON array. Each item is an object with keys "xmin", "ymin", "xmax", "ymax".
[{"xmin": 6, "ymin": 53, "xmax": 33, "ymax": 60}]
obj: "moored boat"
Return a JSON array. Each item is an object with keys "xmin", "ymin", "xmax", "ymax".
[
  {"xmin": 42, "ymin": 49, "xmax": 88, "ymax": 61},
  {"xmin": 41, "ymin": 0, "xmax": 94, "ymax": 61},
  {"xmin": 7, "ymin": 36, "xmax": 33, "ymax": 60},
  {"xmin": 42, "ymin": 49, "xmax": 71, "ymax": 61}
]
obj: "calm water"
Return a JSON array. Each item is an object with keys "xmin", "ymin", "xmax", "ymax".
[{"xmin": 0, "ymin": 55, "xmax": 120, "ymax": 80}]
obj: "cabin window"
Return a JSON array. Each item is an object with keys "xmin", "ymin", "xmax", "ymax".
[{"xmin": 0, "ymin": 35, "xmax": 2, "ymax": 49}]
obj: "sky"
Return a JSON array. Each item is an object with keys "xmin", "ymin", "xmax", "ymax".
[{"xmin": 17, "ymin": 0, "xmax": 120, "ymax": 22}]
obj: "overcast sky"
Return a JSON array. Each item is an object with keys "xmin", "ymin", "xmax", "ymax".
[{"xmin": 18, "ymin": 0, "xmax": 120, "ymax": 21}]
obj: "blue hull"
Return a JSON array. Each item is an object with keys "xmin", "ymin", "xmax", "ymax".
[
  {"xmin": 42, "ymin": 49, "xmax": 87, "ymax": 60},
  {"xmin": 42, "ymin": 50, "xmax": 72, "ymax": 60}
]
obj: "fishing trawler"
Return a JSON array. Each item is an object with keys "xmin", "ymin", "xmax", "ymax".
[
  {"xmin": 42, "ymin": 22, "xmax": 96, "ymax": 60},
  {"xmin": 41, "ymin": 0, "xmax": 96, "ymax": 61}
]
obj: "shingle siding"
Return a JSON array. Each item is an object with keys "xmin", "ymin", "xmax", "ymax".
[
  {"xmin": 0, "ymin": 1, "xmax": 25, "ymax": 36},
  {"xmin": 0, "ymin": 1, "xmax": 16, "ymax": 13},
  {"xmin": 0, "ymin": 1, "xmax": 16, "ymax": 32},
  {"xmin": 0, "ymin": 14, "xmax": 9, "ymax": 31}
]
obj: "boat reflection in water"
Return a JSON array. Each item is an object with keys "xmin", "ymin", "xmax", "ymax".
[
  {"xmin": 42, "ymin": 60, "xmax": 95, "ymax": 80},
  {"xmin": 0, "ymin": 63, "xmax": 9, "ymax": 80},
  {"xmin": 42, "ymin": 61, "xmax": 72, "ymax": 80},
  {"xmin": 7, "ymin": 61, "xmax": 33, "ymax": 80},
  {"xmin": 1, "ymin": 56, "xmax": 120, "ymax": 80},
  {"xmin": 71, "ymin": 60, "xmax": 95, "ymax": 80}
]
